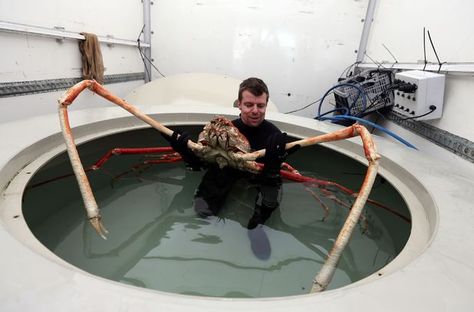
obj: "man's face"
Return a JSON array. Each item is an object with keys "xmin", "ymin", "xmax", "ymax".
[{"xmin": 238, "ymin": 90, "xmax": 268, "ymax": 127}]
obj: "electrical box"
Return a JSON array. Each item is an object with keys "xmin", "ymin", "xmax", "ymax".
[
  {"xmin": 333, "ymin": 69, "xmax": 394, "ymax": 127},
  {"xmin": 393, "ymin": 70, "xmax": 445, "ymax": 120}
]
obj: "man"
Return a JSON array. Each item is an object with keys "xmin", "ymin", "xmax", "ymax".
[{"xmin": 164, "ymin": 77, "xmax": 297, "ymax": 229}]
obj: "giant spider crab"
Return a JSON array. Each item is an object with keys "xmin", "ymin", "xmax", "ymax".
[
  {"xmin": 196, "ymin": 116, "xmax": 260, "ymax": 172},
  {"xmin": 58, "ymin": 79, "xmax": 380, "ymax": 292}
]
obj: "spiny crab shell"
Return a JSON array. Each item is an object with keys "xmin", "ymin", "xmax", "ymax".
[{"xmin": 194, "ymin": 116, "xmax": 260, "ymax": 173}]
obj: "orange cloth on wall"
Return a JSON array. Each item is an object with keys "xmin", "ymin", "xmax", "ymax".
[{"xmin": 78, "ymin": 32, "xmax": 105, "ymax": 84}]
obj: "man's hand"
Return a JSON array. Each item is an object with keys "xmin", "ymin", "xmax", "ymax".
[
  {"xmin": 263, "ymin": 132, "xmax": 299, "ymax": 176},
  {"xmin": 162, "ymin": 130, "xmax": 202, "ymax": 171}
]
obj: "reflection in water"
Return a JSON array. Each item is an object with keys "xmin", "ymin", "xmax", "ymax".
[{"xmin": 23, "ymin": 128, "xmax": 410, "ymax": 298}]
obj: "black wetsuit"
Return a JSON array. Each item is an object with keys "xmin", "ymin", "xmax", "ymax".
[
  {"xmin": 232, "ymin": 118, "xmax": 281, "ymax": 154},
  {"xmin": 194, "ymin": 118, "xmax": 282, "ymax": 229}
]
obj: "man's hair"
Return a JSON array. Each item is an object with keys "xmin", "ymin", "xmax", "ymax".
[{"xmin": 238, "ymin": 77, "xmax": 269, "ymax": 103}]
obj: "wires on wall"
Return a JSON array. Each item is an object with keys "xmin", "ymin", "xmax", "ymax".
[
  {"xmin": 425, "ymin": 29, "xmax": 445, "ymax": 73},
  {"xmin": 137, "ymin": 25, "xmax": 166, "ymax": 79}
]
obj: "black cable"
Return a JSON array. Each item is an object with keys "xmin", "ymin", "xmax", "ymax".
[
  {"xmin": 355, "ymin": 77, "xmax": 398, "ymax": 116},
  {"xmin": 369, "ymin": 114, "xmax": 382, "ymax": 133},
  {"xmin": 284, "ymin": 96, "xmax": 324, "ymax": 114},
  {"xmin": 137, "ymin": 40, "xmax": 152, "ymax": 81},
  {"xmin": 427, "ymin": 30, "xmax": 441, "ymax": 65},
  {"xmin": 399, "ymin": 105, "xmax": 436, "ymax": 120},
  {"xmin": 359, "ymin": 90, "xmax": 389, "ymax": 113},
  {"xmin": 136, "ymin": 25, "xmax": 152, "ymax": 80},
  {"xmin": 382, "ymin": 43, "xmax": 398, "ymax": 64},
  {"xmin": 353, "ymin": 86, "xmax": 377, "ymax": 115},
  {"xmin": 338, "ymin": 61, "xmax": 360, "ymax": 80},
  {"xmin": 136, "ymin": 25, "xmax": 166, "ymax": 78},
  {"xmin": 426, "ymin": 30, "xmax": 446, "ymax": 73},
  {"xmin": 364, "ymin": 52, "xmax": 387, "ymax": 69},
  {"xmin": 316, "ymin": 83, "xmax": 368, "ymax": 120},
  {"xmin": 359, "ymin": 79, "xmax": 422, "ymax": 120},
  {"xmin": 422, "ymin": 27, "xmax": 427, "ymax": 71},
  {"xmin": 137, "ymin": 24, "xmax": 145, "ymax": 41},
  {"xmin": 137, "ymin": 41, "xmax": 166, "ymax": 78},
  {"xmin": 374, "ymin": 108, "xmax": 388, "ymax": 122}
]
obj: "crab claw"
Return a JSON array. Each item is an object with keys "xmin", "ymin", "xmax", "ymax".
[{"xmin": 89, "ymin": 216, "xmax": 108, "ymax": 240}]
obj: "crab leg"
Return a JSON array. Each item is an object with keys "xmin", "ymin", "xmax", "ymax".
[
  {"xmin": 312, "ymin": 162, "xmax": 379, "ymax": 293},
  {"xmin": 242, "ymin": 124, "xmax": 380, "ymax": 292},
  {"xmin": 58, "ymin": 80, "xmax": 202, "ymax": 238},
  {"xmin": 91, "ymin": 147, "xmax": 174, "ymax": 170},
  {"xmin": 239, "ymin": 123, "xmax": 381, "ymax": 292},
  {"xmin": 303, "ymin": 125, "xmax": 380, "ymax": 292},
  {"xmin": 58, "ymin": 103, "xmax": 108, "ymax": 238},
  {"xmin": 237, "ymin": 124, "xmax": 378, "ymax": 161}
]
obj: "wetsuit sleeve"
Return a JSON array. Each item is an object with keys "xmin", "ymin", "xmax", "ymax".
[{"xmin": 161, "ymin": 130, "xmax": 203, "ymax": 171}]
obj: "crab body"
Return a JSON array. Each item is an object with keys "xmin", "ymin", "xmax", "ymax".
[{"xmin": 195, "ymin": 116, "xmax": 260, "ymax": 172}]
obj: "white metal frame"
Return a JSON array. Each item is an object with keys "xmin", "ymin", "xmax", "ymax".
[{"xmin": 0, "ymin": 20, "xmax": 150, "ymax": 48}]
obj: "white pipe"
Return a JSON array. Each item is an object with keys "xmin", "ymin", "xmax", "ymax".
[
  {"xmin": 356, "ymin": 0, "xmax": 377, "ymax": 63},
  {"xmin": 0, "ymin": 20, "xmax": 150, "ymax": 48},
  {"xmin": 357, "ymin": 62, "xmax": 474, "ymax": 74},
  {"xmin": 142, "ymin": 0, "xmax": 153, "ymax": 82}
]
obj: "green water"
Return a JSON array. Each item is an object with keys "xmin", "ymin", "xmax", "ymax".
[{"xmin": 22, "ymin": 127, "xmax": 411, "ymax": 298}]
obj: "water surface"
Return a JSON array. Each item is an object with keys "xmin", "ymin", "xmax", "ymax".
[{"xmin": 23, "ymin": 127, "xmax": 411, "ymax": 297}]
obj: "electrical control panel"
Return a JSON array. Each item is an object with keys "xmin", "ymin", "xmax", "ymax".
[
  {"xmin": 393, "ymin": 70, "xmax": 445, "ymax": 120},
  {"xmin": 334, "ymin": 69, "xmax": 394, "ymax": 118}
]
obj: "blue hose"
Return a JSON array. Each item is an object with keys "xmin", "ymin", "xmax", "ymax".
[{"xmin": 318, "ymin": 115, "xmax": 417, "ymax": 149}]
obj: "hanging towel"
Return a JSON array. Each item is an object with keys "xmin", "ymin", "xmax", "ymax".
[{"xmin": 78, "ymin": 32, "xmax": 105, "ymax": 84}]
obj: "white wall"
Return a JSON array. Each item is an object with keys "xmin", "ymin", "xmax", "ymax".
[
  {"xmin": 151, "ymin": 0, "xmax": 368, "ymax": 116},
  {"xmin": 366, "ymin": 0, "xmax": 473, "ymax": 63}
]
